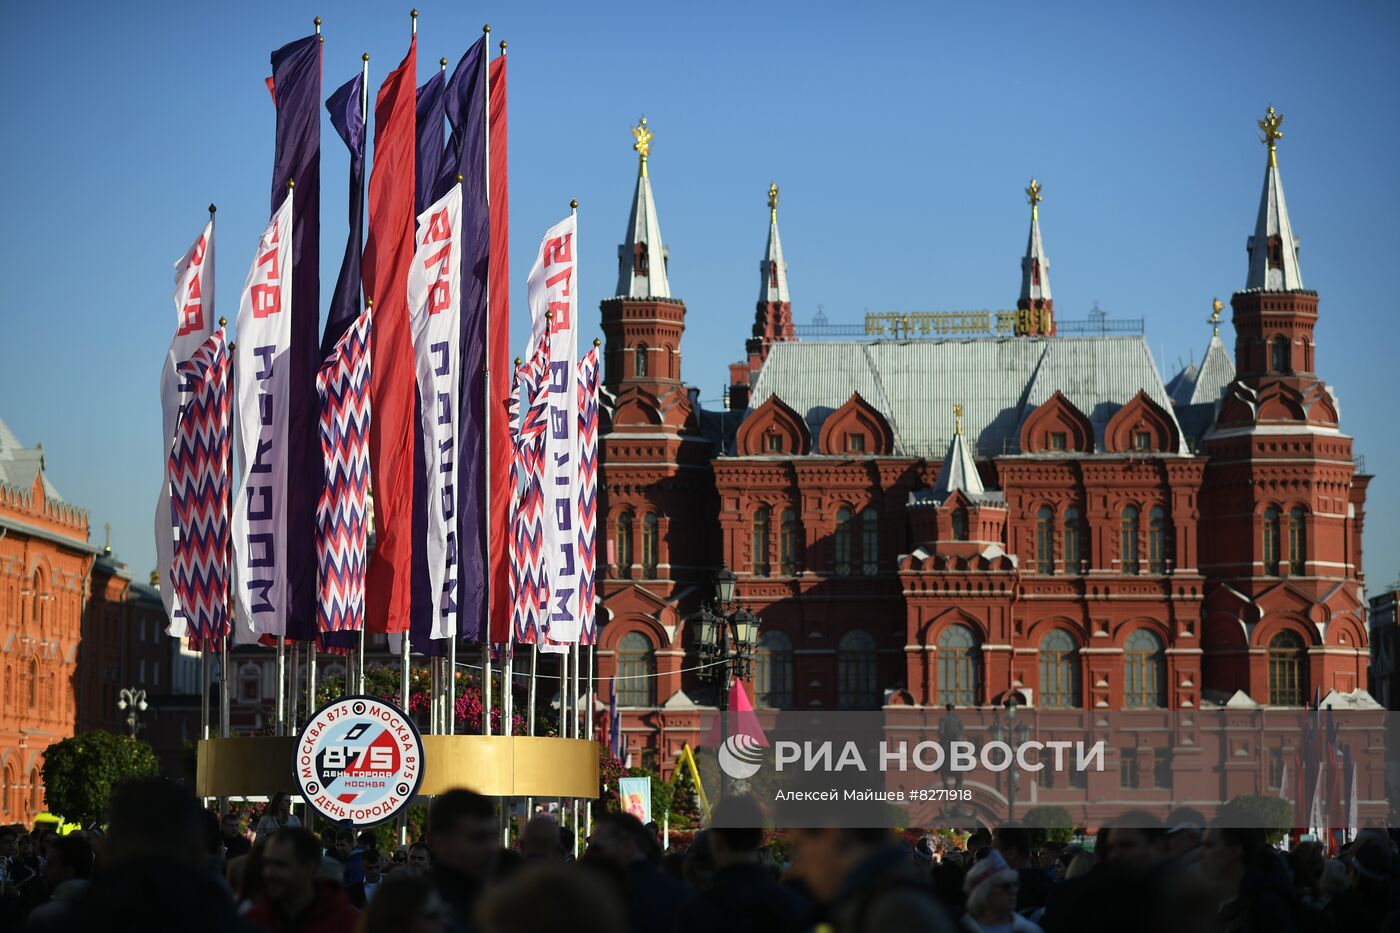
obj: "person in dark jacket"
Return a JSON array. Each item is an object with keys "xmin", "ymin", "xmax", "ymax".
[
  {"xmin": 677, "ymin": 797, "xmax": 809, "ymax": 933},
  {"xmin": 584, "ymin": 812, "xmax": 689, "ymax": 933},
  {"xmin": 1200, "ymin": 825, "xmax": 1296, "ymax": 933},
  {"xmin": 245, "ymin": 826, "xmax": 359, "ymax": 933},
  {"xmin": 428, "ymin": 789, "xmax": 500, "ymax": 933},
  {"xmin": 788, "ymin": 826, "xmax": 954, "ymax": 933}
]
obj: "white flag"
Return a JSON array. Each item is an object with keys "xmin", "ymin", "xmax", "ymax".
[
  {"xmin": 155, "ymin": 218, "xmax": 215, "ymax": 637},
  {"xmin": 408, "ymin": 184, "xmax": 462, "ymax": 641},
  {"xmin": 232, "ymin": 192, "xmax": 294, "ymax": 639},
  {"xmin": 526, "ymin": 214, "xmax": 580, "ymax": 646}
]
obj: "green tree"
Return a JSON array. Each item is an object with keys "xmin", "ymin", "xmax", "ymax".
[
  {"xmin": 41, "ymin": 731, "xmax": 160, "ymax": 827},
  {"xmin": 1022, "ymin": 805, "xmax": 1075, "ymax": 844},
  {"xmin": 1219, "ymin": 794, "xmax": 1293, "ymax": 846}
]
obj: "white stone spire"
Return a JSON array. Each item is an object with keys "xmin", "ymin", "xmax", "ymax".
[
  {"xmin": 1019, "ymin": 178, "xmax": 1051, "ymax": 303},
  {"xmin": 615, "ymin": 117, "xmax": 671, "ymax": 299},
  {"xmin": 760, "ymin": 182, "xmax": 790, "ymax": 303},
  {"xmin": 931, "ymin": 405, "xmax": 984, "ymax": 499},
  {"xmin": 1246, "ymin": 107, "xmax": 1304, "ymax": 291}
]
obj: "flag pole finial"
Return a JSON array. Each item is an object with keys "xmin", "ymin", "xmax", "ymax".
[
  {"xmin": 593, "ymin": 338, "xmax": 602, "ymax": 347},
  {"xmin": 570, "ymin": 199, "xmax": 579, "ymax": 210},
  {"xmin": 362, "ymin": 52, "xmax": 370, "ymax": 62},
  {"xmin": 514, "ymin": 357, "xmax": 522, "ymax": 367},
  {"xmin": 366, "ymin": 297, "xmax": 374, "ymax": 308},
  {"xmin": 218, "ymin": 317, "xmax": 227, "ymax": 327},
  {"xmin": 229, "ymin": 342, "xmax": 236, "ymax": 351},
  {"xmin": 208, "ymin": 203, "xmax": 217, "ymax": 216},
  {"xmin": 457, "ymin": 174, "xmax": 464, "ymax": 184},
  {"xmin": 287, "ymin": 179, "xmax": 295, "ymax": 190},
  {"xmin": 500, "ymin": 41, "xmax": 507, "ymax": 54},
  {"xmin": 314, "ymin": 16, "xmax": 321, "ymax": 33},
  {"xmin": 483, "ymin": 24, "xmax": 491, "ymax": 34},
  {"xmin": 440, "ymin": 57, "xmax": 448, "ymax": 70},
  {"xmin": 410, "ymin": 9, "xmax": 418, "ymax": 35}
]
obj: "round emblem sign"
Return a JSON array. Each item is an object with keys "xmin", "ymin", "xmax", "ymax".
[{"xmin": 295, "ymin": 695, "xmax": 424, "ymax": 827}]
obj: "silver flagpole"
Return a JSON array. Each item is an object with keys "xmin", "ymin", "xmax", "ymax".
[
  {"xmin": 220, "ymin": 634, "xmax": 231, "ymax": 738},
  {"xmin": 275, "ymin": 636, "xmax": 286, "ymax": 733},
  {"xmin": 221, "ymin": 334, "xmax": 234, "ymax": 747},
  {"xmin": 357, "ymin": 628, "xmax": 366, "ymax": 695},
  {"xmin": 528, "ymin": 643, "xmax": 538, "ymax": 736},
  {"xmin": 429, "ymin": 656, "xmax": 440, "ymax": 735},
  {"xmin": 400, "ymin": 631, "xmax": 411, "ymax": 711},
  {"xmin": 503, "ymin": 642, "xmax": 514, "ymax": 732},
  {"xmin": 448, "ymin": 641, "xmax": 457, "ymax": 735},
  {"xmin": 201, "ymin": 652, "xmax": 211, "ymax": 740},
  {"xmin": 306, "ymin": 640, "xmax": 318, "ymax": 715},
  {"xmin": 288, "ymin": 641, "xmax": 300, "ymax": 729}
]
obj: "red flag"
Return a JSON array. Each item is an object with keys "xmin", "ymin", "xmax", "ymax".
[
  {"xmin": 364, "ymin": 37, "xmax": 417, "ymax": 634},
  {"xmin": 487, "ymin": 54, "xmax": 512, "ymax": 643}
]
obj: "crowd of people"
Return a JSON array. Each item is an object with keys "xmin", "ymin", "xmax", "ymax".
[{"xmin": 2, "ymin": 782, "xmax": 1400, "ymax": 932}]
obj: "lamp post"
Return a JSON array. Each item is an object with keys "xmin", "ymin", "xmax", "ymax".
[
  {"xmin": 988, "ymin": 696, "xmax": 1031, "ymax": 823},
  {"xmin": 691, "ymin": 565, "xmax": 761, "ymax": 796},
  {"xmin": 117, "ymin": 687, "xmax": 148, "ymax": 739}
]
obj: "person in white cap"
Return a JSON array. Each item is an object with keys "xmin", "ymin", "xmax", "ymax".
[{"xmin": 961, "ymin": 849, "xmax": 1042, "ymax": 932}]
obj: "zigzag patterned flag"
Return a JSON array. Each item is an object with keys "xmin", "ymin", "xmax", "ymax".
[
  {"xmin": 506, "ymin": 368, "xmax": 525, "ymax": 642},
  {"xmin": 576, "ymin": 344, "xmax": 600, "ymax": 646},
  {"xmin": 167, "ymin": 326, "xmax": 231, "ymax": 653},
  {"xmin": 512, "ymin": 333, "xmax": 551, "ymax": 644},
  {"xmin": 316, "ymin": 305, "xmax": 374, "ymax": 645}
]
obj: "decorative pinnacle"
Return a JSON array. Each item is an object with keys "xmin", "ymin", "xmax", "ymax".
[
  {"xmin": 440, "ymin": 57, "xmax": 448, "ymax": 69},
  {"xmin": 208, "ymin": 203, "xmax": 217, "ymax": 215},
  {"xmin": 363, "ymin": 52, "xmax": 370, "ymax": 62},
  {"xmin": 632, "ymin": 117, "xmax": 653, "ymax": 176},
  {"xmin": 1025, "ymin": 178, "xmax": 1042, "ymax": 220},
  {"xmin": 514, "ymin": 357, "xmax": 523, "ymax": 366},
  {"xmin": 366, "ymin": 297, "xmax": 374, "ymax": 307},
  {"xmin": 287, "ymin": 179, "xmax": 296, "ymax": 190},
  {"xmin": 594, "ymin": 338, "xmax": 602, "ymax": 347},
  {"xmin": 1258, "ymin": 106, "xmax": 1284, "ymax": 168},
  {"xmin": 483, "ymin": 23, "xmax": 491, "ymax": 33},
  {"xmin": 768, "ymin": 182, "xmax": 779, "ymax": 222},
  {"xmin": 456, "ymin": 173, "xmax": 464, "ymax": 183},
  {"xmin": 218, "ymin": 316, "xmax": 228, "ymax": 327},
  {"xmin": 570, "ymin": 198, "xmax": 579, "ymax": 210},
  {"xmin": 500, "ymin": 41, "xmax": 507, "ymax": 53},
  {"xmin": 954, "ymin": 403, "xmax": 964, "ymax": 436},
  {"xmin": 1208, "ymin": 297, "xmax": 1223, "ymax": 337}
]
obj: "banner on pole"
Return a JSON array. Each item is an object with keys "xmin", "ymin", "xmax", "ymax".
[
  {"xmin": 233, "ymin": 192, "xmax": 295, "ymax": 640},
  {"xmin": 619, "ymin": 776, "xmax": 652, "ymax": 824},
  {"xmin": 576, "ymin": 344, "xmax": 600, "ymax": 646}
]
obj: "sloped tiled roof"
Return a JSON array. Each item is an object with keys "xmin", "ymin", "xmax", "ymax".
[
  {"xmin": 1170, "ymin": 335, "xmax": 1236, "ymax": 447},
  {"xmin": 743, "ymin": 336, "xmax": 1186, "ymax": 458},
  {"xmin": 0, "ymin": 415, "xmax": 62, "ymax": 500}
]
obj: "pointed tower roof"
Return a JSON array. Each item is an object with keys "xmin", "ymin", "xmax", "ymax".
[
  {"xmin": 615, "ymin": 117, "xmax": 671, "ymax": 299},
  {"xmin": 1246, "ymin": 107, "xmax": 1304, "ymax": 291},
  {"xmin": 931, "ymin": 405, "xmax": 985, "ymax": 499},
  {"xmin": 760, "ymin": 182, "xmax": 790, "ymax": 303},
  {"xmin": 1019, "ymin": 178, "xmax": 1051, "ymax": 303}
]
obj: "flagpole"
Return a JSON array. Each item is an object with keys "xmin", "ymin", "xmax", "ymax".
[
  {"xmin": 481, "ymin": 24, "xmax": 495, "ymax": 740},
  {"xmin": 307, "ymin": 639, "xmax": 318, "ymax": 715},
  {"xmin": 288, "ymin": 640, "xmax": 300, "ymax": 728},
  {"xmin": 276, "ymin": 636, "xmax": 286, "ymax": 732},
  {"xmin": 222, "ymin": 329, "xmax": 234, "ymax": 746}
]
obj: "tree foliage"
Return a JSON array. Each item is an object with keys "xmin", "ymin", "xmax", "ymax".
[
  {"xmin": 41, "ymin": 731, "xmax": 160, "ymax": 827},
  {"xmin": 1022, "ymin": 805, "xmax": 1076, "ymax": 844},
  {"xmin": 1219, "ymin": 794, "xmax": 1293, "ymax": 845}
]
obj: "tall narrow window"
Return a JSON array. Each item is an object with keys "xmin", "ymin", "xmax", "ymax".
[
  {"xmin": 1262, "ymin": 507, "xmax": 1281, "ymax": 576},
  {"xmin": 1272, "ymin": 336, "xmax": 1289, "ymax": 372},
  {"xmin": 615, "ymin": 511, "xmax": 634, "ymax": 575},
  {"xmin": 634, "ymin": 344, "xmax": 649, "ymax": 378},
  {"xmin": 1121, "ymin": 506, "xmax": 1140, "ymax": 575},
  {"xmin": 641, "ymin": 513, "xmax": 658, "ymax": 578},
  {"xmin": 616, "ymin": 632, "xmax": 656, "ymax": 706},
  {"xmin": 937, "ymin": 625, "xmax": 980, "ymax": 707},
  {"xmin": 1288, "ymin": 508, "xmax": 1306, "ymax": 574},
  {"xmin": 834, "ymin": 508, "xmax": 853, "ymax": 576},
  {"xmin": 754, "ymin": 631, "xmax": 794, "ymax": 708},
  {"xmin": 780, "ymin": 509, "xmax": 799, "ymax": 576},
  {"xmin": 1267, "ymin": 631, "xmax": 1305, "ymax": 706},
  {"xmin": 837, "ymin": 630, "xmax": 879, "ymax": 709},
  {"xmin": 860, "ymin": 508, "xmax": 879, "ymax": 576},
  {"xmin": 1124, "ymin": 629, "xmax": 1166, "ymax": 708},
  {"xmin": 1064, "ymin": 507, "xmax": 1084, "ymax": 574},
  {"xmin": 752, "ymin": 507, "xmax": 771, "ymax": 577},
  {"xmin": 1148, "ymin": 507, "xmax": 1167, "ymax": 574},
  {"xmin": 1039, "ymin": 630, "xmax": 1080, "ymax": 708},
  {"xmin": 952, "ymin": 508, "xmax": 969, "ymax": 542},
  {"xmin": 1036, "ymin": 506, "xmax": 1055, "ymax": 574}
]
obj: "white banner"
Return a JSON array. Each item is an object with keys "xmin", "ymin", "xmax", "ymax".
[
  {"xmin": 232, "ymin": 192, "xmax": 294, "ymax": 640},
  {"xmin": 408, "ymin": 184, "xmax": 462, "ymax": 641},
  {"xmin": 155, "ymin": 218, "xmax": 215, "ymax": 637},
  {"xmin": 526, "ymin": 214, "xmax": 580, "ymax": 644}
]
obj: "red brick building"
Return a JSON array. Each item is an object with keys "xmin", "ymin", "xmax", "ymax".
[{"xmin": 594, "ymin": 114, "xmax": 1373, "ymax": 776}]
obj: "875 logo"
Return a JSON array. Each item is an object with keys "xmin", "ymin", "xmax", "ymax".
[{"xmin": 296, "ymin": 696, "xmax": 424, "ymax": 827}]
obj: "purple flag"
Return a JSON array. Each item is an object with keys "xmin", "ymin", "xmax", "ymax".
[
  {"xmin": 322, "ymin": 71, "xmax": 366, "ymax": 357},
  {"xmin": 409, "ymin": 71, "xmax": 450, "ymax": 658},
  {"xmin": 270, "ymin": 34, "xmax": 322, "ymax": 643},
  {"xmin": 443, "ymin": 37, "xmax": 489, "ymax": 641}
]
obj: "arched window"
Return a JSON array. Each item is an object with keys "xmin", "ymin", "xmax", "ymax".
[
  {"xmin": 1148, "ymin": 507, "xmax": 1167, "ymax": 574},
  {"xmin": 834, "ymin": 507, "xmax": 853, "ymax": 576},
  {"xmin": 754, "ymin": 631, "xmax": 794, "ymax": 708},
  {"xmin": 615, "ymin": 511, "xmax": 634, "ymax": 575},
  {"xmin": 952, "ymin": 508, "xmax": 969, "ymax": 542},
  {"xmin": 1288, "ymin": 508, "xmax": 1306, "ymax": 574},
  {"xmin": 31, "ymin": 571, "xmax": 42, "ymax": 624},
  {"xmin": 1124, "ymin": 629, "xmax": 1166, "ymax": 708},
  {"xmin": 860, "ymin": 507, "xmax": 879, "ymax": 576},
  {"xmin": 780, "ymin": 509, "xmax": 800, "ymax": 576},
  {"xmin": 26, "ymin": 658, "xmax": 38, "ymax": 705},
  {"xmin": 239, "ymin": 663, "xmax": 261, "ymax": 703},
  {"xmin": 1272, "ymin": 336, "xmax": 1289, "ymax": 372},
  {"xmin": 1268, "ymin": 631, "xmax": 1306, "ymax": 706},
  {"xmin": 641, "ymin": 513, "xmax": 659, "ymax": 579},
  {"xmin": 1036, "ymin": 507, "xmax": 1054, "ymax": 574},
  {"xmin": 1039, "ymin": 630, "xmax": 1079, "ymax": 708},
  {"xmin": 27, "ymin": 768, "xmax": 40, "ymax": 817},
  {"xmin": 1064, "ymin": 507, "xmax": 1084, "ymax": 574},
  {"xmin": 1262, "ymin": 507, "xmax": 1281, "ymax": 576},
  {"xmin": 937, "ymin": 625, "xmax": 980, "ymax": 707},
  {"xmin": 752, "ymin": 507, "xmax": 771, "ymax": 577},
  {"xmin": 634, "ymin": 343, "xmax": 648, "ymax": 378},
  {"xmin": 1121, "ymin": 507, "xmax": 1140, "ymax": 575},
  {"xmin": 616, "ymin": 632, "xmax": 656, "ymax": 707},
  {"xmin": 837, "ymin": 630, "xmax": 879, "ymax": 709}
]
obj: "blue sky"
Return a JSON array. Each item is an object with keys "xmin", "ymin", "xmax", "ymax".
[{"xmin": 0, "ymin": 0, "xmax": 1396, "ymax": 591}]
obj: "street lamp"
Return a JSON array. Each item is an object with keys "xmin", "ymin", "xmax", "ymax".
[
  {"xmin": 988, "ymin": 696, "xmax": 1032, "ymax": 823},
  {"xmin": 117, "ymin": 687, "xmax": 148, "ymax": 739},
  {"xmin": 692, "ymin": 567, "xmax": 761, "ymax": 795}
]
